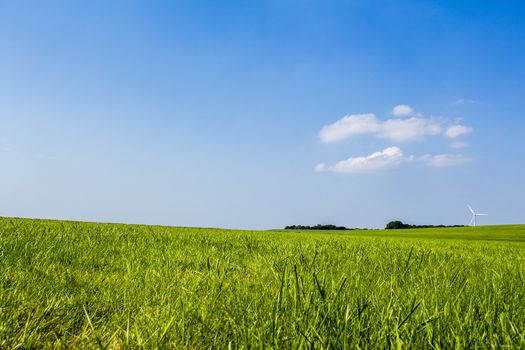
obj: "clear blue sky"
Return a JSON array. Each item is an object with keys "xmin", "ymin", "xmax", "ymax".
[{"xmin": 1, "ymin": 0, "xmax": 524, "ymax": 229}]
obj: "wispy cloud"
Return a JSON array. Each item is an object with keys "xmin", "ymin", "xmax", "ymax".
[
  {"xmin": 319, "ymin": 113, "xmax": 441, "ymax": 143},
  {"xmin": 445, "ymin": 124, "xmax": 473, "ymax": 138},
  {"xmin": 378, "ymin": 117, "xmax": 441, "ymax": 142},
  {"xmin": 420, "ymin": 154, "xmax": 472, "ymax": 167},
  {"xmin": 454, "ymin": 98, "xmax": 475, "ymax": 105},
  {"xmin": 315, "ymin": 147, "xmax": 412, "ymax": 173},
  {"xmin": 316, "ymin": 147, "xmax": 472, "ymax": 174},
  {"xmin": 319, "ymin": 113, "xmax": 379, "ymax": 143},
  {"xmin": 450, "ymin": 140, "xmax": 469, "ymax": 149},
  {"xmin": 392, "ymin": 104, "xmax": 414, "ymax": 116}
]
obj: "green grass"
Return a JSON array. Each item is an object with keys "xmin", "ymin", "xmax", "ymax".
[
  {"xmin": 1, "ymin": 218, "xmax": 524, "ymax": 348},
  {"xmin": 278, "ymin": 224, "xmax": 525, "ymax": 242}
]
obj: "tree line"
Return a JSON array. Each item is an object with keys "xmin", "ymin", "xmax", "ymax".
[
  {"xmin": 284, "ymin": 224, "xmax": 354, "ymax": 230},
  {"xmin": 385, "ymin": 221, "xmax": 465, "ymax": 229},
  {"xmin": 284, "ymin": 221, "xmax": 464, "ymax": 230}
]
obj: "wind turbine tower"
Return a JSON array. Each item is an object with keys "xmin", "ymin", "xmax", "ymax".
[{"xmin": 468, "ymin": 205, "xmax": 488, "ymax": 226}]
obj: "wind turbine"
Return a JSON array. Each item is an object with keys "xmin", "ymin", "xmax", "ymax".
[{"xmin": 467, "ymin": 205, "xmax": 488, "ymax": 226}]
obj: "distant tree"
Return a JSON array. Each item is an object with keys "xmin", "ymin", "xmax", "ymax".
[
  {"xmin": 284, "ymin": 224, "xmax": 352, "ymax": 230},
  {"xmin": 385, "ymin": 221, "xmax": 464, "ymax": 230},
  {"xmin": 385, "ymin": 221, "xmax": 409, "ymax": 229}
]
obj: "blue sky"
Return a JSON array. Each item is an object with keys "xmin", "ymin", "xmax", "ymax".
[{"xmin": 1, "ymin": 0, "xmax": 524, "ymax": 229}]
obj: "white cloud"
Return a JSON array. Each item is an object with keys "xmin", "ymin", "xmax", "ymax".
[
  {"xmin": 319, "ymin": 113, "xmax": 380, "ymax": 143},
  {"xmin": 316, "ymin": 147, "xmax": 473, "ymax": 174},
  {"xmin": 319, "ymin": 113, "xmax": 441, "ymax": 143},
  {"xmin": 446, "ymin": 124, "xmax": 473, "ymax": 138},
  {"xmin": 378, "ymin": 117, "xmax": 441, "ymax": 142},
  {"xmin": 315, "ymin": 147, "xmax": 412, "ymax": 173},
  {"xmin": 420, "ymin": 154, "xmax": 471, "ymax": 167},
  {"xmin": 314, "ymin": 163, "xmax": 327, "ymax": 172},
  {"xmin": 392, "ymin": 104, "xmax": 414, "ymax": 116},
  {"xmin": 450, "ymin": 141, "xmax": 469, "ymax": 149},
  {"xmin": 316, "ymin": 107, "xmax": 475, "ymax": 173},
  {"xmin": 454, "ymin": 98, "xmax": 475, "ymax": 105}
]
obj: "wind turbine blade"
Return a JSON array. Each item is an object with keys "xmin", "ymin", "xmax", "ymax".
[
  {"xmin": 467, "ymin": 205, "xmax": 475, "ymax": 215},
  {"xmin": 477, "ymin": 213, "xmax": 488, "ymax": 216}
]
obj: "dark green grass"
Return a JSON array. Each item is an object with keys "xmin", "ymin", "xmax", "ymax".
[
  {"xmin": 278, "ymin": 224, "xmax": 525, "ymax": 242},
  {"xmin": 1, "ymin": 218, "xmax": 524, "ymax": 348}
]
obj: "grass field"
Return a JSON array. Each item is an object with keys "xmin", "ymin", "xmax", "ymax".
[{"xmin": 1, "ymin": 218, "xmax": 524, "ymax": 348}]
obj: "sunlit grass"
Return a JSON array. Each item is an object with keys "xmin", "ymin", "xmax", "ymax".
[{"xmin": 1, "ymin": 218, "xmax": 524, "ymax": 348}]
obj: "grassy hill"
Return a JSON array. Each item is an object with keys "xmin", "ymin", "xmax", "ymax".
[
  {"xmin": 1, "ymin": 217, "xmax": 524, "ymax": 348},
  {"xmin": 278, "ymin": 224, "xmax": 525, "ymax": 242}
]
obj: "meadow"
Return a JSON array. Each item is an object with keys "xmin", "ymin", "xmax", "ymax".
[{"xmin": 1, "ymin": 218, "xmax": 524, "ymax": 348}]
